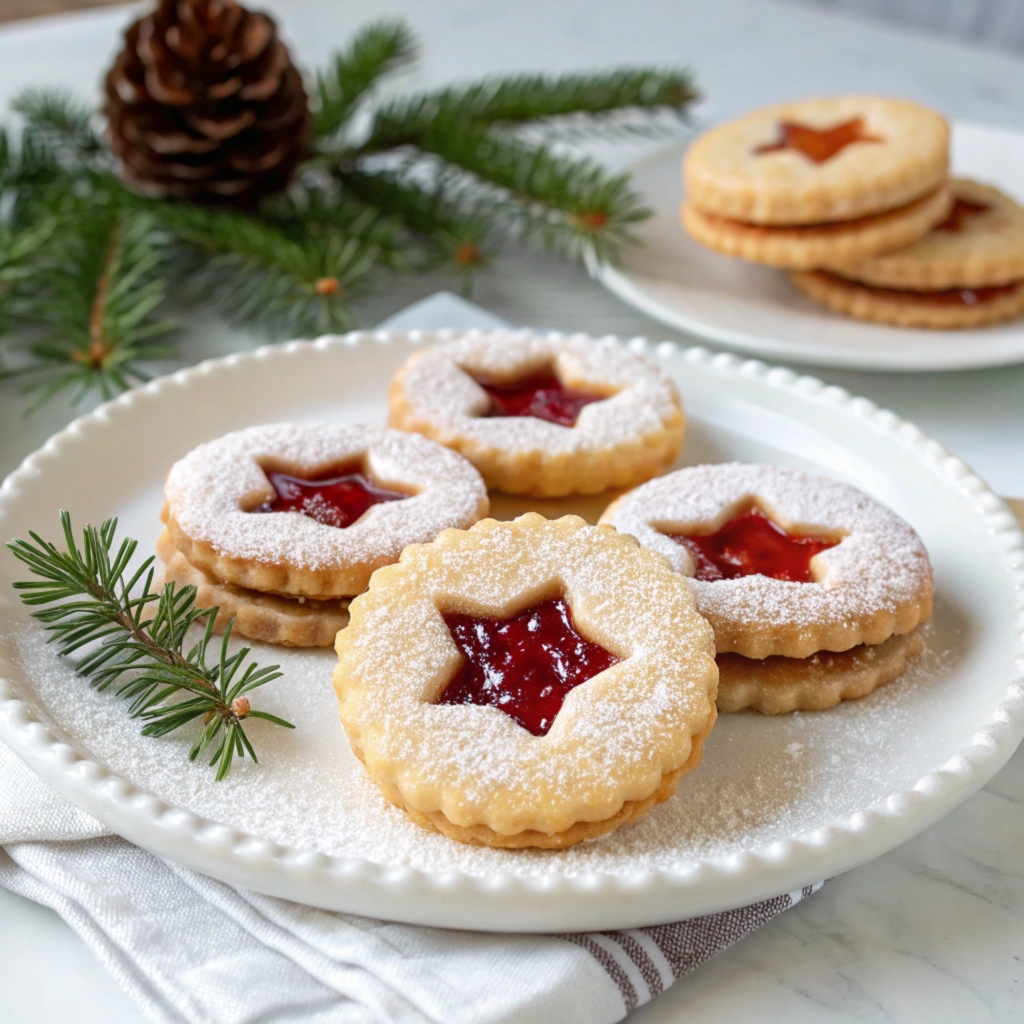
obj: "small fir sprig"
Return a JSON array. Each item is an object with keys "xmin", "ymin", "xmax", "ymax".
[
  {"xmin": 8, "ymin": 512, "xmax": 293, "ymax": 780},
  {"xmin": 0, "ymin": 17, "xmax": 698, "ymax": 408},
  {"xmin": 7, "ymin": 199, "xmax": 177, "ymax": 407}
]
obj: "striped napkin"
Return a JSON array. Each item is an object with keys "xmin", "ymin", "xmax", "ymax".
[{"xmin": 0, "ymin": 293, "xmax": 825, "ymax": 1023}]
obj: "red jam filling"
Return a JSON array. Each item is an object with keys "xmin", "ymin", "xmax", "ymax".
[
  {"xmin": 667, "ymin": 507, "xmax": 838, "ymax": 583},
  {"xmin": 437, "ymin": 598, "xmax": 619, "ymax": 736},
  {"xmin": 252, "ymin": 467, "xmax": 407, "ymax": 529},
  {"xmin": 755, "ymin": 117, "xmax": 882, "ymax": 164},
  {"xmin": 935, "ymin": 196, "xmax": 989, "ymax": 232},
  {"xmin": 477, "ymin": 373, "xmax": 605, "ymax": 427}
]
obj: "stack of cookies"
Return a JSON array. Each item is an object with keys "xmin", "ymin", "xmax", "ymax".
[
  {"xmin": 683, "ymin": 96, "xmax": 1024, "ymax": 329},
  {"xmin": 158, "ymin": 423, "xmax": 490, "ymax": 647},
  {"xmin": 791, "ymin": 178, "xmax": 1024, "ymax": 327}
]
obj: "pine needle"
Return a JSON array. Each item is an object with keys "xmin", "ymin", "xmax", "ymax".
[
  {"xmin": 314, "ymin": 20, "xmax": 418, "ymax": 142},
  {"xmin": 366, "ymin": 67, "xmax": 698, "ymax": 148},
  {"xmin": 410, "ymin": 119, "xmax": 649, "ymax": 261},
  {"xmin": 157, "ymin": 201, "xmax": 382, "ymax": 336},
  {"xmin": 7, "ymin": 512, "xmax": 293, "ymax": 780},
  {"xmin": 4, "ymin": 194, "xmax": 176, "ymax": 406},
  {"xmin": 12, "ymin": 88, "xmax": 103, "ymax": 162}
]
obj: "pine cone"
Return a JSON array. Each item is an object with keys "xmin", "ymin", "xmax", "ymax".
[{"xmin": 104, "ymin": 0, "xmax": 310, "ymax": 205}]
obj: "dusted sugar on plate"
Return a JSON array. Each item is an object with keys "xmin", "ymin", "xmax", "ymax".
[
  {"xmin": 159, "ymin": 423, "xmax": 489, "ymax": 646},
  {"xmin": 601, "ymin": 463, "xmax": 934, "ymax": 714},
  {"xmin": 682, "ymin": 96, "xmax": 951, "ymax": 269},
  {"xmin": 332, "ymin": 513, "xmax": 718, "ymax": 848},
  {"xmin": 387, "ymin": 330, "xmax": 685, "ymax": 497}
]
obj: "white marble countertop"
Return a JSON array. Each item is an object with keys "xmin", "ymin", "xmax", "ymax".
[{"xmin": 0, "ymin": 1, "xmax": 1022, "ymax": 1022}]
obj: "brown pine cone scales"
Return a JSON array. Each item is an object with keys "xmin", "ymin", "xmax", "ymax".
[{"xmin": 105, "ymin": 0, "xmax": 310, "ymax": 204}]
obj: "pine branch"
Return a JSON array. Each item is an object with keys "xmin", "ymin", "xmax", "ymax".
[
  {"xmin": 0, "ymin": 217, "xmax": 55, "ymax": 332},
  {"xmin": 0, "ymin": 16, "xmax": 702, "ymax": 409},
  {"xmin": 364, "ymin": 67, "xmax": 697, "ymax": 150},
  {"xmin": 408, "ymin": 120, "xmax": 650, "ymax": 261},
  {"xmin": 340, "ymin": 165, "xmax": 495, "ymax": 280},
  {"xmin": 157, "ymin": 202, "xmax": 380, "ymax": 336},
  {"xmin": 5, "ymin": 196, "xmax": 176, "ymax": 407},
  {"xmin": 0, "ymin": 123, "xmax": 65, "ymax": 227},
  {"xmin": 8, "ymin": 512, "xmax": 293, "ymax": 780},
  {"xmin": 12, "ymin": 88, "xmax": 103, "ymax": 164},
  {"xmin": 314, "ymin": 20, "xmax": 417, "ymax": 142},
  {"xmin": 262, "ymin": 184, "xmax": 409, "ymax": 267}
]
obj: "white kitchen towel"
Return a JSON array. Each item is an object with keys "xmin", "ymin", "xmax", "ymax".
[{"xmin": 0, "ymin": 293, "xmax": 825, "ymax": 1024}]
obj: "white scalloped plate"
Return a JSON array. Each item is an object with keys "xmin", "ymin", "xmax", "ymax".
[
  {"xmin": 1, "ymin": 329, "xmax": 1022, "ymax": 932},
  {"xmin": 588, "ymin": 122, "xmax": 1024, "ymax": 371}
]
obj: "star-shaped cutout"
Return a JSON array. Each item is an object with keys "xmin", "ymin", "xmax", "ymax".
[
  {"xmin": 477, "ymin": 373, "xmax": 605, "ymax": 427},
  {"xmin": 251, "ymin": 468, "xmax": 406, "ymax": 529},
  {"xmin": 755, "ymin": 117, "xmax": 883, "ymax": 165},
  {"xmin": 437, "ymin": 597, "xmax": 618, "ymax": 736},
  {"xmin": 666, "ymin": 507, "xmax": 838, "ymax": 583}
]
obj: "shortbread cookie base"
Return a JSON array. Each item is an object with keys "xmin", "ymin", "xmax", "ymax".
[
  {"xmin": 684, "ymin": 96, "xmax": 950, "ymax": 225},
  {"xmin": 164, "ymin": 423, "xmax": 489, "ymax": 598},
  {"xmin": 681, "ymin": 185, "xmax": 951, "ymax": 270},
  {"xmin": 791, "ymin": 270, "xmax": 1024, "ymax": 329},
  {"xmin": 387, "ymin": 331, "xmax": 685, "ymax": 497},
  {"xmin": 717, "ymin": 630, "xmax": 924, "ymax": 715},
  {"xmin": 600, "ymin": 464, "xmax": 934, "ymax": 660},
  {"xmin": 157, "ymin": 531, "xmax": 349, "ymax": 647},
  {"xmin": 334, "ymin": 513, "xmax": 718, "ymax": 839},
  {"xmin": 382, "ymin": 731, "xmax": 709, "ymax": 849},
  {"xmin": 831, "ymin": 179, "xmax": 1024, "ymax": 289}
]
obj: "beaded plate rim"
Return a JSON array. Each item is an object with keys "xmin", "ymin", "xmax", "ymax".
[{"xmin": 1, "ymin": 328, "xmax": 1021, "ymax": 932}]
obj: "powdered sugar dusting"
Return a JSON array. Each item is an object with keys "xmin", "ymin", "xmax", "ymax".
[
  {"xmin": 604, "ymin": 464, "xmax": 934, "ymax": 654},
  {"xmin": 0, "ymin": 612, "xmax": 961, "ymax": 878},
  {"xmin": 165, "ymin": 424, "xmax": 487, "ymax": 575},
  {"xmin": 395, "ymin": 331, "xmax": 682, "ymax": 453},
  {"xmin": 335, "ymin": 515, "xmax": 717, "ymax": 834}
]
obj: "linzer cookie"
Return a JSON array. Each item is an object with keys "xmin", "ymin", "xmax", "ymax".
[
  {"xmin": 157, "ymin": 530, "xmax": 350, "ymax": 648},
  {"xmin": 682, "ymin": 187, "xmax": 951, "ymax": 270},
  {"xmin": 716, "ymin": 630, "xmax": 924, "ymax": 715},
  {"xmin": 682, "ymin": 96, "xmax": 951, "ymax": 269},
  {"xmin": 333, "ymin": 513, "xmax": 718, "ymax": 848},
  {"xmin": 159, "ymin": 423, "xmax": 489, "ymax": 646},
  {"xmin": 600, "ymin": 464, "xmax": 933, "ymax": 713},
  {"xmin": 387, "ymin": 331, "xmax": 684, "ymax": 496},
  {"xmin": 791, "ymin": 178, "xmax": 1024, "ymax": 327}
]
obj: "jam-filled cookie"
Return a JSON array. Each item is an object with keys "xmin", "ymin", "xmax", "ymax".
[
  {"xmin": 791, "ymin": 178, "xmax": 1024, "ymax": 327},
  {"xmin": 600, "ymin": 464, "xmax": 934, "ymax": 712},
  {"xmin": 716, "ymin": 630, "xmax": 924, "ymax": 715},
  {"xmin": 682, "ymin": 96, "xmax": 951, "ymax": 269},
  {"xmin": 157, "ymin": 531, "xmax": 350, "ymax": 648},
  {"xmin": 387, "ymin": 331, "xmax": 684, "ymax": 497},
  {"xmin": 163, "ymin": 423, "xmax": 489, "ymax": 601},
  {"xmin": 682, "ymin": 187, "xmax": 951, "ymax": 271},
  {"xmin": 333, "ymin": 513, "xmax": 718, "ymax": 848}
]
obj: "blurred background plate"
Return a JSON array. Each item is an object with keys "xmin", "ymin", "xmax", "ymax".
[{"xmin": 588, "ymin": 122, "xmax": 1024, "ymax": 371}]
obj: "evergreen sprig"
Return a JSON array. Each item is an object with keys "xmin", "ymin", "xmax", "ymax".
[
  {"xmin": 156, "ymin": 201, "xmax": 383, "ymax": 335},
  {"xmin": 8, "ymin": 512, "xmax": 293, "ymax": 780},
  {"xmin": 411, "ymin": 118, "xmax": 650, "ymax": 261},
  {"xmin": 0, "ymin": 17, "xmax": 698, "ymax": 409},
  {"xmin": 365, "ymin": 67, "xmax": 698, "ymax": 148},
  {"xmin": 11, "ymin": 88, "xmax": 103, "ymax": 162},
  {"xmin": 314, "ymin": 20, "xmax": 418, "ymax": 142},
  {"xmin": 3, "ymin": 194, "xmax": 176, "ymax": 407}
]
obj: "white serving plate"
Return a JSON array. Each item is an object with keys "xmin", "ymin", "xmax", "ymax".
[
  {"xmin": 0, "ymin": 329, "xmax": 1021, "ymax": 933},
  {"xmin": 589, "ymin": 122, "xmax": 1024, "ymax": 371}
]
